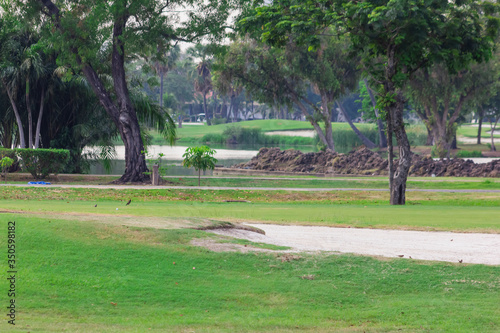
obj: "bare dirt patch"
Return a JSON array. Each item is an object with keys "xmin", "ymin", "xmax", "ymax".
[{"xmin": 190, "ymin": 238, "xmax": 289, "ymax": 253}]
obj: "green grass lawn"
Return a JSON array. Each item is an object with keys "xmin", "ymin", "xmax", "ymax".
[
  {"xmin": 4, "ymin": 173, "xmax": 500, "ymax": 189},
  {"xmin": 457, "ymin": 124, "xmax": 500, "ymax": 139},
  {"xmin": 0, "ymin": 213, "xmax": 499, "ymax": 332},
  {"xmin": 1, "ymin": 185, "xmax": 499, "ymax": 332},
  {"xmin": 1, "ymin": 187, "xmax": 499, "ymax": 232}
]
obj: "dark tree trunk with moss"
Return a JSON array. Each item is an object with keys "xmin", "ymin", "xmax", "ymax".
[
  {"xmin": 387, "ymin": 93, "xmax": 412, "ymax": 205},
  {"xmin": 385, "ymin": 49, "xmax": 412, "ymax": 205}
]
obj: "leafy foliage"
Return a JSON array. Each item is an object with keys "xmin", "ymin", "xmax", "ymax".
[
  {"xmin": 0, "ymin": 156, "xmax": 14, "ymax": 181},
  {"xmin": 182, "ymin": 146, "xmax": 218, "ymax": 186}
]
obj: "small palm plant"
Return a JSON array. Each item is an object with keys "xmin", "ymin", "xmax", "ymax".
[
  {"xmin": 182, "ymin": 146, "xmax": 217, "ymax": 186},
  {"xmin": 1, "ymin": 157, "xmax": 14, "ymax": 183}
]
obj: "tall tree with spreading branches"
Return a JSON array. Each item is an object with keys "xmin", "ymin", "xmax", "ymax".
[
  {"xmin": 25, "ymin": 0, "xmax": 246, "ymax": 182},
  {"xmin": 239, "ymin": 0, "xmax": 500, "ymax": 204}
]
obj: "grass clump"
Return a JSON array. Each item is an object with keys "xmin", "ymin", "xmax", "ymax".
[{"xmin": 454, "ymin": 150, "xmax": 483, "ymax": 158}]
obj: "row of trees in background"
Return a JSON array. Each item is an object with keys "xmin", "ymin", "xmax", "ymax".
[{"xmin": 144, "ymin": 32, "xmax": 500, "ymax": 158}]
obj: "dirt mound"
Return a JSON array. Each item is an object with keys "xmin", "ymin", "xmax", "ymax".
[
  {"xmin": 235, "ymin": 147, "xmax": 500, "ymax": 177},
  {"xmin": 409, "ymin": 156, "xmax": 500, "ymax": 177},
  {"xmin": 236, "ymin": 147, "xmax": 388, "ymax": 175}
]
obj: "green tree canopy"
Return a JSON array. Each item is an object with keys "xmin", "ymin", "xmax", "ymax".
[
  {"xmin": 239, "ymin": 0, "xmax": 500, "ymax": 204},
  {"xmin": 182, "ymin": 145, "xmax": 217, "ymax": 186},
  {"xmin": 22, "ymin": 0, "xmax": 248, "ymax": 182}
]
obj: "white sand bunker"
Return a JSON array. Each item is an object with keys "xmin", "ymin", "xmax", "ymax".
[{"xmin": 208, "ymin": 224, "xmax": 500, "ymax": 265}]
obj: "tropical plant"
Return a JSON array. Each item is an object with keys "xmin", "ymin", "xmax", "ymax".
[
  {"xmin": 182, "ymin": 146, "xmax": 217, "ymax": 186},
  {"xmin": 0, "ymin": 156, "xmax": 14, "ymax": 182}
]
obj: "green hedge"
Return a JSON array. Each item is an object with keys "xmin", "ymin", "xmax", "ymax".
[
  {"xmin": 0, "ymin": 148, "xmax": 16, "ymax": 160},
  {"xmin": 16, "ymin": 148, "xmax": 70, "ymax": 179}
]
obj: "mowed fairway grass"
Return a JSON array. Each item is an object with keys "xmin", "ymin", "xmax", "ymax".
[{"xmin": 1, "ymin": 186, "xmax": 499, "ymax": 332}]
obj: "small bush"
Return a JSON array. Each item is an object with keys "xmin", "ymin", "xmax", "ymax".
[
  {"xmin": 1, "ymin": 156, "xmax": 14, "ymax": 182},
  {"xmin": 211, "ymin": 117, "xmax": 227, "ymax": 125},
  {"xmin": 201, "ymin": 133, "xmax": 226, "ymax": 144},
  {"xmin": 0, "ymin": 148, "xmax": 18, "ymax": 172},
  {"xmin": 16, "ymin": 148, "xmax": 70, "ymax": 179},
  {"xmin": 454, "ymin": 150, "xmax": 483, "ymax": 158}
]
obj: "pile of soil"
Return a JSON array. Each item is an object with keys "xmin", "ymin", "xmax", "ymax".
[
  {"xmin": 409, "ymin": 156, "xmax": 500, "ymax": 177},
  {"xmin": 234, "ymin": 147, "xmax": 500, "ymax": 177}
]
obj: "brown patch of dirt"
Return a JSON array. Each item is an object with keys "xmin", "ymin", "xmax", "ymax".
[
  {"xmin": 190, "ymin": 238, "xmax": 286, "ymax": 253},
  {"xmin": 235, "ymin": 147, "xmax": 500, "ymax": 177}
]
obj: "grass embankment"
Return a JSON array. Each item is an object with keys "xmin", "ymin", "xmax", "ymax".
[
  {"xmin": 1, "ymin": 185, "xmax": 499, "ymax": 332},
  {"xmin": 457, "ymin": 124, "xmax": 500, "ymax": 139},
  {"xmin": 1, "ymin": 187, "xmax": 499, "ymax": 232}
]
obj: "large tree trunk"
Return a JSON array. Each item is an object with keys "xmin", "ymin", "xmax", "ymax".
[
  {"xmin": 159, "ymin": 71, "xmax": 164, "ymax": 108},
  {"xmin": 320, "ymin": 95, "xmax": 335, "ymax": 151},
  {"xmin": 226, "ymin": 95, "xmax": 233, "ymax": 122},
  {"xmin": 388, "ymin": 93, "xmax": 412, "ymax": 205},
  {"xmin": 491, "ymin": 116, "xmax": 500, "ymax": 151},
  {"xmin": 111, "ymin": 14, "xmax": 149, "ymax": 182},
  {"xmin": 384, "ymin": 46, "xmax": 412, "ymax": 205},
  {"xmin": 425, "ymin": 126, "xmax": 434, "ymax": 146},
  {"xmin": 34, "ymin": 87, "xmax": 45, "ymax": 149},
  {"xmin": 26, "ymin": 80, "xmax": 33, "ymax": 148},
  {"xmin": 203, "ymin": 92, "xmax": 211, "ymax": 125},
  {"xmin": 3, "ymin": 82, "xmax": 26, "ymax": 148},
  {"xmin": 336, "ymin": 101, "xmax": 377, "ymax": 149},
  {"xmin": 364, "ymin": 79, "xmax": 387, "ymax": 148}
]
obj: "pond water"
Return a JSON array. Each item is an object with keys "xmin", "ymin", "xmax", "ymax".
[{"xmin": 88, "ymin": 143, "xmax": 356, "ymax": 175}]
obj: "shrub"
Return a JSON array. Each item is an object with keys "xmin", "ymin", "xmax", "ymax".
[
  {"xmin": 182, "ymin": 146, "xmax": 218, "ymax": 186},
  {"xmin": 0, "ymin": 148, "xmax": 18, "ymax": 172},
  {"xmin": 1, "ymin": 157, "xmax": 14, "ymax": 182},
  {"xmin": 211, "ymin": 117, "xmax": 227, "ymax": 125},
  {"xmin": 16, "ymin": 149, "xmax": 70, "ymax": 179}
]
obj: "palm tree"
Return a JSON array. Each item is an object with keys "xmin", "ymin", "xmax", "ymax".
[
  {"xmin": 21, "ymin": 45, "xmax": 48, "ymax": 148},
  {"xmin": 149, "ymin": 45, "xmax": 180, "ymax": 108},
  {"xmin": 188, "ymin": 44, "xmax": 213, "ymax": 125}
]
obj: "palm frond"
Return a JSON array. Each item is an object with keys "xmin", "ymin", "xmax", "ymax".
[{"xmin": 130, "ymin": 90, "xmax": 176, "ymax": 145}]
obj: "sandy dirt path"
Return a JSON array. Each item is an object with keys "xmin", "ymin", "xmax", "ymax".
[{"xmin": 209, "ymin": 224, "xmax": 500, "ymax": 265}]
